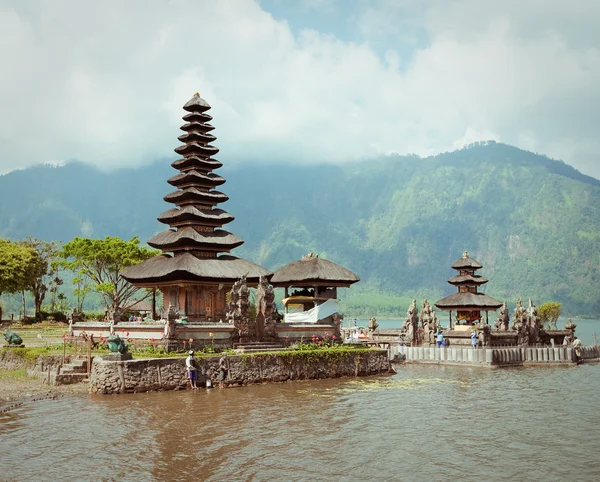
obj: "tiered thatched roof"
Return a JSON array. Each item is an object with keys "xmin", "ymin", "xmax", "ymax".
[
  {"xmin": 435, "ymin": 251, "xmax": 501, "ymax": 312},
  {"xmin": 270, "ymin": 252, "xmax": 359, "ymax": 287},
  {"xmin": 122, "ymin": 93, "xmax": 271, "ymax": 286}
]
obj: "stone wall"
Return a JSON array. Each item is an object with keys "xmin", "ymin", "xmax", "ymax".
[
  {"xmin": 395, "ymin": 345, "xmax": 600, "ymax": 366},
  {"xmin": 90, "ymin": 349, "xmax": 390, "ymax": 395}
]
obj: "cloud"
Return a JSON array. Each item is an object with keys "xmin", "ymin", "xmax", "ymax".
[{"xmin": 0, "ymin": 0, "xmax": 599, "ymax": 178}]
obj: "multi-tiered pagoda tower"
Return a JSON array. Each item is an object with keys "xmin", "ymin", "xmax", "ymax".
[
  {"xmin": 435, "ymin": 251, "xmax": 502, "ymax": 328},
  {"xmin": 122, "ymin": 93, "xmax": 271, "ymax": 321}
]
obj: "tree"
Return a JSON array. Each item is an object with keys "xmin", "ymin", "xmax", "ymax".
[
  {"xmin": 22, "ymin": 238, "xmax": 61, "ymax": 321},
  {"xmin": 57, "ymin": 236, "xmax": 157, "ymax": 319},
  {"xmin": 538, "ymin": 301, "xmax": 562, "ymax": 330},
  {"xmin": 0, "ymin": 239, "xmax": 43, "ymax": 320}
]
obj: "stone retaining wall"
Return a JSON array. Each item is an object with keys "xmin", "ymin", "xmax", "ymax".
[
  {"xmin": 90, "ymin": 349, "xmax": 390, "ymax": 395},
  {"xmin": 396, "ymin": 345, "xmax": 600, "ymax": 366}
]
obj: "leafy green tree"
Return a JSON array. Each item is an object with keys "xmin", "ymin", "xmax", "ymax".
[
  {"xmin": 0, "ymin": 239, "xmax": 44, "ymax": 320},
  {"xmin": 72, "ymin": 275, "xmax": 91, "ymax": 313},
  {"xmin": 48, "ymin": 274, "xmax": 64, "ymax": 312},
  {"xmin": 57, "ymin": 236, "xmax": 157, "ymax": 319},
  {"xmin": 538, "ymin": 301, "xmax": 562, "ymax": 329},
  {"xmin": 22, "ymin": 238, "xmax": 62, "ymax": 321}
]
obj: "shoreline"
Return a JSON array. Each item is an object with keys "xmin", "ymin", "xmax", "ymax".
[{"xmin": 0, "ymin": 375, "xmax": 89, "ymax": 411}]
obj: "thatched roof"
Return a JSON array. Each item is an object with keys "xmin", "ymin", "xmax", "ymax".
[
  {"xmin": 121, "ymin": 253, "xmax": 272, "ymax": 285},
  {"xmin": 183, "ymin": 92, "xmax": 211, "ymax": 112},
  {"xmin": 180, "ymin": 121, "xmax": 215, "ymax": 133},
  {"xmin": 174, "ymin": 142, "xmax": 219, "ymax": 157},
  {"xmin": 182, "ymin": 111, "xmax": 212, "ymax": 123},
  {"xmin": 177, "ymin": 131, "xmax": 217, "ymax": 145},
  {"xmin": 167, "ymin": 170, "xmax": 225, "ymax": 188},
  {"xmin": 270, "ymin": 253, "xmax": 359, "ymax": 287},
  {"xmin": 148, "ymin": 228, "xmax": 243, "ymax": 251},
  {"xmin": 171, "ymin": 156, "xmax": 222, "ymax": 171},
  {"xmin": 157, "ymin": 206, "xmax": 234, "ymax": 226},
  {"xmin": 447, "ymin": 274, "xmax": 488, "ymax": 285},
  {"xmin": 435, "ymin": 292, "xmax": 502, "ymax": 311},
  {"xmin": 451, "ymin": 251, "xmax": 483, "ymax": 270},
  {"xmin": 163, "ymin": 188, "xmax": 228, "ymax": 205},
  {"xmin": 122, "ymin": 299, "xmax": 153, "ymax": 312}
]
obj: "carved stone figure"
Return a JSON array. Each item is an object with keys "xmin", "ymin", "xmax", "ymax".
[
  {"xmin": 227, "ymin": 277, "xmax": 251, "ymax": 338},
  {"xmin": 400, "ymin": 299, "xmax": 419, "ymax": 346},
  {"xmin": 419, "ymin": 299, "xmax": 438, "ymax": 345},
  {"xmin": 368, "ymin": 317, "xmax": 379, "ymax": 332},
  {"xmin": 494, "ymin": 302, "xmax": 510, "ymax": 331},
  {"xmin": 107, "ymin": 334, "xmax": 128, "ymax": 354},
  {"xmin": 3, "ymin": 330, "xmax": 23, "ymax": 346},
  {"xmin": 564, "ymin": 319, "xmax": 577, "ymax": 340},
  {"xmin": 476, "ymin": 322, "xmax": 491, "ymax": 347},
  {"xmin": 256, "ymin": 276, "xmax": 279, "ymax": 340},
  {"xmin": 526, "ymin": 298, "xmax": 542, "ymax": 345}
]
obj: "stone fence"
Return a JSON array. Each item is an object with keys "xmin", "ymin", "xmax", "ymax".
[
  {"xmin": 90, "ymin": 348, "xmax": 390, "ymax": 395},
  {"xmin": 395, "ymin": 345, "xmax": 600, "ymax": 366}
]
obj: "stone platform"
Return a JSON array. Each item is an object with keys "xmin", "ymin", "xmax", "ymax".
[{"xmin": 394, "ymin": 344, "xmax": 600, "ymax": 366}]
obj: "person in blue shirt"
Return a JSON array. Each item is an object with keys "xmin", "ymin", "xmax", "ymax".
[
  {"xmin": 436, "ymin": 331, "xmax": 444, "ymax": 348},
  {"xmin": 471, "ymin": 330, "xmax": 478, "ymax": 348}
]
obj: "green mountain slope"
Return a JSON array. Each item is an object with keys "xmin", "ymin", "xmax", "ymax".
[{"xmin": 1, "ymin": 142, "xmax": 599, "ymax": 316}]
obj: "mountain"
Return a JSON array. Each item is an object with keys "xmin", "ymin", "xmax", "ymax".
[{"xmin": 1, "ymin": 141, "xmax": 599, "ymax": 317}]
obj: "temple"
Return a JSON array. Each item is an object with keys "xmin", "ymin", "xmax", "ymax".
[
  {"xmin": 270, "ymin": 252, "xmax": 359, "ymax": 325},
  {"xmin": 434, "ymin": 251, "xmax": 502, "ymax": 328},
  {"xmin": 121, "ymin": 93, "xmax": 271, "ymax": 322}
]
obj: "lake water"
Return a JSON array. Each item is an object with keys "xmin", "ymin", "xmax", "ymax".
[{"xmin": 2, "ymin": 361, "xmax": 600, "ymax": 481}]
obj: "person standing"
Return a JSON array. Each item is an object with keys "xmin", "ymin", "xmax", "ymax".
[
  {"xmin": 219, "ymin": 356, "xmax": 228, "ymax": 388},
  {"xmin": 436, "ymin": 331, "xmax": 444, "ymax": 348},
  {"xmin": 471, "ymin": 330, "xmax": 478, "ymax": 349},
  {"xmin": 186, "ymin": 350, "xmax": 198, "ymax": 389}
]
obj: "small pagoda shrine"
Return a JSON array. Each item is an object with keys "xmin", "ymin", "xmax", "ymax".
[
  {"xmin": 435, "ymin": 251, "xmax": 502, "ymax": 328},
  {"xmin": 270, "ymin": 252, "xmax": 359, "ymax": 325},
  {"xmin": 122, "ymin": 93, "xmax": 271, "ymax": 322}
]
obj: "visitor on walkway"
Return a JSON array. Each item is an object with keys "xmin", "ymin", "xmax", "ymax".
[
  {"xmin": 471, "ymin": 330, "xmax": 478, "ymax": 349},
  {"xmin": 186, "ymin": 350, "xmax": 198, "ymax": 389},
  {"xmin": 436, "ymin": 331, "xmax": 444, "ymax": 348},
  {"xmin": 219, "ymin": 356, "xmax": 228, "ymax": 388}
]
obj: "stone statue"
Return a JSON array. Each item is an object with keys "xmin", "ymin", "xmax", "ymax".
[
  {"xmin": 494, "ymin": 302, "xmax": 510, "ymax": 331},
  {"xmin": 256, "ymin": 276, "xmax": 279, "ymax": 340},
  {"xmin": 3, "ymin": 330, "xmax": 23, "ymax": 346},
  {"xmin": 400, "ymin": 299, "xmax": 419, "ymax": 346},
  {"xmin": 419, "ymin": 299, "xmax": 438, "ymax": 345},
  {"xmin": 227, "ymin": 277, "xmax": 251, "ymax": 338},
  {"xmin": 564, "ymin": 319, "xmax": 577, "ymax": 341},
  {"xmin": 107, "ymin": 334, "xmax": 128, "ymax": 354},
  {"xmin": 511, "ymin": 299, "xmax": 529, "ymax": 346},
  {"xmin": 526, "ymin": 299, "xmax": 541, "ymax": 345},
  {"xmin": 476, "ymin": 322, "xmax": 491, "ymax": 347},
  {"xmin": 368, "ymin": 317, "xmax": 379, "ymax": 332}
]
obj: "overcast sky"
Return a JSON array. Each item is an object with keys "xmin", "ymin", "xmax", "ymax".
[{"xmin": 1, "ymin": 0, "xmax": 599, "ymax": 178}]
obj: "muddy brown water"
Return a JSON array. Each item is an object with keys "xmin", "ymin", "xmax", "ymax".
[{"xmin": 2, "ymin": 363, "xmax": 600, "ymax": 481}]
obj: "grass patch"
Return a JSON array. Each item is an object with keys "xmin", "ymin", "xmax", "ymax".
[{"xmin": 0, "ymin": 368, "xmax": 35, "ymax": 381}]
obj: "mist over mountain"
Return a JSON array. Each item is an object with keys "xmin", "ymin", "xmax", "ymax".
[{"xmin": 1, "ymin": 141, "xmax": 599, "ymax": 317}]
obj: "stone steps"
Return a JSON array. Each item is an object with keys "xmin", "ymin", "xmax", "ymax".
[
  {"xmin": 234, "ymin": 341, "xmax": 287, "ymax": 353},
  {"xmin": 55, "ymin": 373, "xmax": 89, "ymax": 385},
  {"xmin": 56, "ymin": 358, "xmax": 89, "ymax": 384}
]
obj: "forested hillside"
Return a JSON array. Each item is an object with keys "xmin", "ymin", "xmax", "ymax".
[{"xmin": 1, "ymin": 142, "xmax": 599, "ymax": 316}]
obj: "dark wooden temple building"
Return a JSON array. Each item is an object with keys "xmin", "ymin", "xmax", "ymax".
[
  {"xmin": 435, "ymin": 251, "xmax": 502, "ymax": 328},
  {"xmin": 122, "ymin": 93, "xmax": 271, "ymax": 322},
  {"xmin": 270, "ymin": 252, "xmax": 359, "ymax": 324}
]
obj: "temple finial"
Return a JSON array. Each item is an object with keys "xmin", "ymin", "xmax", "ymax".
[
  {"xmin": 463, "ymin": 251, "xmax": 469, "ymax": 258},
  {"xmin": 193, "ymin": 92, "xmax": 200, "ymax": 97}
]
